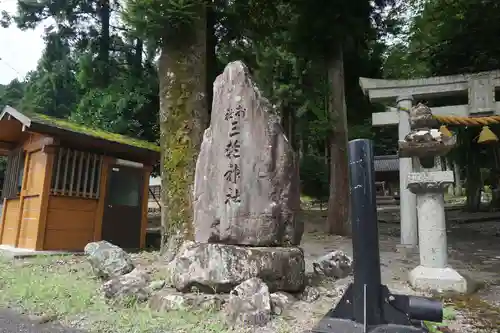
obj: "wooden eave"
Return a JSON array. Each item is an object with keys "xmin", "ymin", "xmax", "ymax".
[{"xmin": 0, "ymin": 106, "xmax": 160, "ymax": 165}]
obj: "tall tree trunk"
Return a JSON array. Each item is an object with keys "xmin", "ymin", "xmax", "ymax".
[
  {"xmin": 206, "ymin": 1, "xmax": 217, "ymax": 126},
  {"xmin": 159, "ymin": 5, "xmax": 208, "ymax": 261},
  {"xmin": 132, "ymin": 39, "xmax": 144, "ymax": 76},
  {"xmin": 326, "ymin": 44, "xmax": 349, "ymax": 235},
  {"xmin": 98, "ymin": 0, "xmax": 110, "ymax": 86}
]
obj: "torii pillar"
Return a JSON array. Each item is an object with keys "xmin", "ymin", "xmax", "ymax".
[{"xmin": 360, "ymin": 71, "xmax": 500, "ymax": 249}]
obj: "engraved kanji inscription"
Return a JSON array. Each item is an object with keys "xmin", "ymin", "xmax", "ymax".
[
  {"xmin": 225, "ymin": 104, "xmax": 247, "ymax": 121},
  {"xmin": 225, "ymin": 139, "xmax": 241, "ymax": 158},
  {"xmin": 225, "ymin": 187, "xmax": 241, "ymax": 204},
  {"xmin": 229, "ymin": 120, "xmax": 240, "ymax": 137},
  {"xmin": 224, "ymin": 162, "xmax": 241, "ymax": 184},
  {"xmin": 234, "ymin": 104, "xmax": 246, "ymax": 118},
  {"xmin": 224, "ymin": 108, "xmax": 233, "ymax": 121}
]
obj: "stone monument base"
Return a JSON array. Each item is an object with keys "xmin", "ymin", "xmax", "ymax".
[
  {"xmin": 409, "ymin": 265, "xmax": 467, "ymax": 293},
  {"xmin": 168, "ymin": 241, "xmax": 305, "ymax": 293}
]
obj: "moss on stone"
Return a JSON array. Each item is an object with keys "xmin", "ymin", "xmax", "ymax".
[{"xmin": 24, "ymin": 110, "xmax": 160, "ymax": 152}]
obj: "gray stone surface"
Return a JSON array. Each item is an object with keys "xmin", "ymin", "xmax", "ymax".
[
  {"xmin": 193, "ymin": 61, "xmax": 301, "ymax": 246},
  {"xmin": 168, "ymin": 241, "xmax": 305, "ymax": 293},
  {"xmin": 312, "ymin": 250, "xmax": 352, "ymax": 279},
  {"xmin": 101, "ymin": 268, "xmax": 150, "ymax": 301},
  {"xmin": 409, "ymin": 265, "xmax": 468, "ymax": 293},
  {"xmin": 149, "ymin": 288, "xmax": 227, "ymax": 311},
  {"xmin": 224, "ymin": 278, "xmax": 271, "ymax": 327},
  {"xmin": 298, "ymin": 286, "xmax": 320, "ymax": 303},
  {"xmin": 84, "ymin": 241, "xmax": 134, "ymax": 280},
  {"xmin": 270, "ymin": 292, "xmax": 295, "ymax": 315}
]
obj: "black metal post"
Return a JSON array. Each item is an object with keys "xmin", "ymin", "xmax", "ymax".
[
  {"xmin": 308, "ymin": 138, "xmax": 443, "ymax": 333},
  {"xmin": 348, "ymin": 139, "xmax": 382, "ymax": 325}
]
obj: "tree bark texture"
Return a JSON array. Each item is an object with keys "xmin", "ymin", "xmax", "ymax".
[
  {"xmin": 326, "ymin": 44, "xmax": 350, "ymax": 235},
  {"xmin": 158, "ymin": 5, "xmax": 208, "ymax": 261}
]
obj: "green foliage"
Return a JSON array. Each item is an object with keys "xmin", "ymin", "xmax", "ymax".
[
  {"xmin": 0, "ymin": 80, "xmax": 25, "ymax": 109},
  {"xmin": 123, "ymin": 0, "xmax": 204, "ymax": 46},
  {"xmin": 300, "ymin": 154, "xmax": 329, "ymax": 201},
  {"xmin": 21, "ymin": 32, "xmax": 79, "ymax": 118}
]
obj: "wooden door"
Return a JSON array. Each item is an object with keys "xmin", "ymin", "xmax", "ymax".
[{"xmin": 101, "ymin": 165, "xmax": 144, "ymax": 249}]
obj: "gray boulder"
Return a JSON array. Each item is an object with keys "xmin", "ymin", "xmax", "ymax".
[
  {"xmin": 168, "ymin": 241, "xmax": 305, "ymax": 293},
  {"xmin": 193, "ymin": 61, "xmax": 302, "ymax": 246},
  {"xmin": 84, "ymin": 241, "xmax": 134, "ymax": 279},
  {"xmin": 224, "ymin": 278, "xmax": 271, "ymax": 327},
  {"xmin": 150, "ymin": 288, "xmax": 227, "ymax": 312},
  {"xmin": 313, "ymin": 250, "xmax": 353, "ymax": 279},
  {"xmin": 101, "ymin": 268, "xmax": 150, "ymax": 302}
]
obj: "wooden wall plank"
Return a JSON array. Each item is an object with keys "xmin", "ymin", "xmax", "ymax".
[{"xmin": 35, "ymin": 149, "xmax": 55, "ymax": 250}]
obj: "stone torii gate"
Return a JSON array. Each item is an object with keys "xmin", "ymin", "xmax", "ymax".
[{"xmin": 360, "ymin": 70, "xmax": 500, "ymax": 249}]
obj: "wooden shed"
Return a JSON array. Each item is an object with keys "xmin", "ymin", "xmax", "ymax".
[{"xmin": 0, "ymin": 106, "xmax": 160, "ymax": 251}]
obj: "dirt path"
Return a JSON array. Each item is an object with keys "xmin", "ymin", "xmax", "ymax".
[{"xmin": 0, "ymin": 309, "xmax": 87, "ymax": 333}]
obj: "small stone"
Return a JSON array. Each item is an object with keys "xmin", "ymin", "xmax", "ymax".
[
  {"xmin": 313, "ymin": 250, "xmax": 353, "ymax": 279},
  {"xmin": 148, "ymin": 280, "xmax": 166, "ymax": 291},
  {"xmin": 224, "ymin": 278, "xmax": 271, "ymax": 327},
  {"xmin": 84, "ymin": 241, "xmax": 134, "ymax": 280},
  {"xmin": 29, "ymin": 314, "xmax": 57, "ymax": 324},
  {"xmin": 102, "ymin": 268, "xmax": 150, "ymax": 302},
  {"xmin": 149, "ymin": 289, "xmax": 226, "ymax": 311},
  {"xmin": 270, "ymin": 292, "xmax": 295, "ymax": 315},
  {"xmin": 169, "ymin": 241, "xmax": 305, "ymax": 293},
  {"xmin": 299, "ymin": 286, "xmax": 320, "ymax": 303}
]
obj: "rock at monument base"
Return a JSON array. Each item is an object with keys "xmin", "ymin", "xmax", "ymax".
[
  {"xmin": 313, "ymin": 250, "xmax": 353, "ymax": 279},
  {"xmin": 84, "ymin": 241, "xmax": 134, "ymax": 280},
  {"xmin": 168, "ymin": 241, "xmax": 305, "ymax": 293},
  {"xmin": 270, "ymin": 292, "xmax": 295, "ymax": 315},
  {"xmin": 224, "ymin": 278, "xmax": 271, "ymax": 327},
  {"xmin": 102, "ymin": 268, "xmax": 150, "ymax": 302},
  {"xmin": 193, "ymin": 60, "xmax": 302, "ymax": 247},
  {"xmin": 149, "ymin": 288, "xmax": 227, "ymax": 312},
  {"xmin": 299, "ymin": 286, "xmax": 320, "ymax": 303}
]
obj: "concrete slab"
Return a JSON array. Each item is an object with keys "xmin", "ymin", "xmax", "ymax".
[
  {"xmin": 409, "ymin": 265, "xmax": 468, "ymax": 293},
  {"xmin": 0, "ymin": 245, "xmax": 82, "ymax": 259}
]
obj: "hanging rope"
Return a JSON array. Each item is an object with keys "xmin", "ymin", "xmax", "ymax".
[
  {"xmin": 397, "ymin": 106, "xmax": 500, "ymax": 143},
  {"xmin": 434, "ymin": 115, "xmax": 500, "ymax": 126},
  {"xmin": 397, "ymin": 106, "xmax": 500, "ymax": 126}
]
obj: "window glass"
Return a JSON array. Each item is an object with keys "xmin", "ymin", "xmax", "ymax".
[{"xmin": 107, "ymin": 167, "xmax": 141, "ymax": 206}]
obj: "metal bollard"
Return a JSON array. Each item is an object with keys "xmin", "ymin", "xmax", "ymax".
[{"xmin": 309, "ymin": 139, "xmax": 443, "ymax": 333}]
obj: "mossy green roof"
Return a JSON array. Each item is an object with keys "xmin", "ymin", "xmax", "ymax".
[{"xmin": 24, "ymin": 111, "xmax": 160, "ymax": 152}]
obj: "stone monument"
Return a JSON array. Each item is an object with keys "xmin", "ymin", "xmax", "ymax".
[
  {"xmin": 193, "ymin": 61, "xmax": 302, "ymax": 246},
  {"xmin": 399, "ymin": 103, "xmax": 467, "ymax": 293},
  {"xmin": 168, "ymin": 61, "xmax": 305, "ymax": 294}
]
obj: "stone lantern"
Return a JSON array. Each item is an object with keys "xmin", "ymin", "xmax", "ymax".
[{"xmin": 399, "ymin": 103, "xmax": 467, "ymax": 293}]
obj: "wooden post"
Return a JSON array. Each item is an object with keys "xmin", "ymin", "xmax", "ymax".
[
  {"xmin": 0, "ymin": 198, "xmax": 8, "ymax": 243},
  {"xmin": 34, "ymin": 147, "xmax": 55, "ymax": 250},
  {"xmin": 140, "ymin": 167, "xmax": 152, "ymax": 249},
  {"xmin": 93, "ymin": 156, "xmax": 112, "ymax": 241}
]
